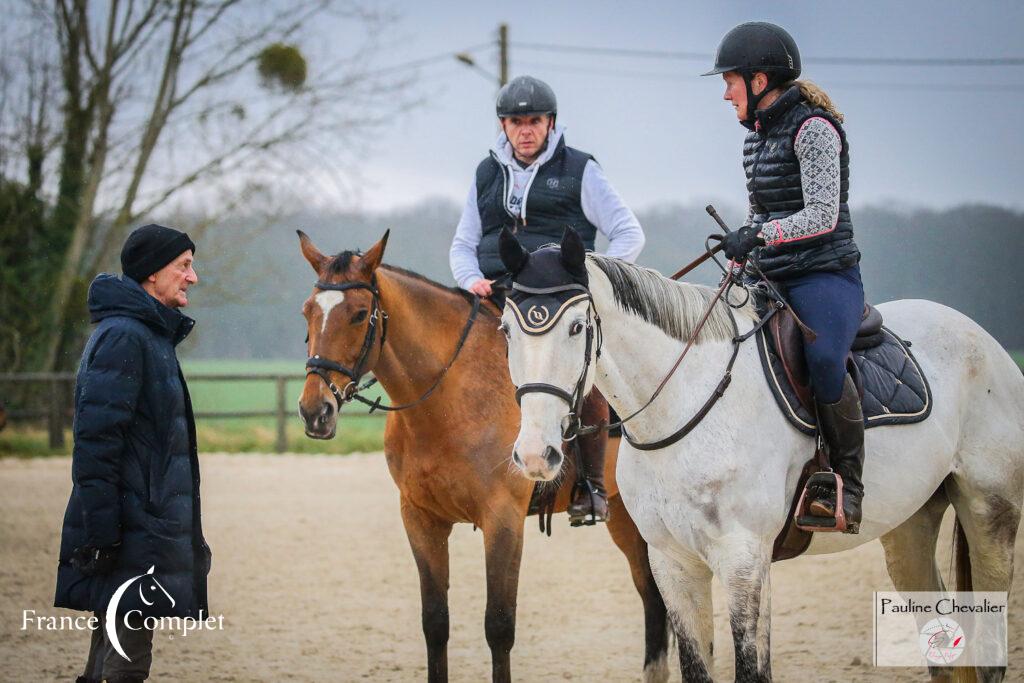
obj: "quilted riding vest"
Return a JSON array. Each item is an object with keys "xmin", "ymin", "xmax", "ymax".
[
  {"xmin": 475, "ymin": 137, "xmax": 598, "ymax": 279},
  {"xmin": 743, "ymin": 85, "xmax": 860, "ymax": 281}
]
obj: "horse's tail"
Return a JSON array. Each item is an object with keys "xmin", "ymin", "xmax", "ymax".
[{"xmin": 951, "ymin": 516, "xmax": 979, "ymax": 683}]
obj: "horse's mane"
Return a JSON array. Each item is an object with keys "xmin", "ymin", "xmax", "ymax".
[
  {"xmin": 586, "ymin": 254, "xmax": 754, "ymax": 343},
  {"xmin": 324, "ymin": 251, "xmax": 496, "ymax": 317}
]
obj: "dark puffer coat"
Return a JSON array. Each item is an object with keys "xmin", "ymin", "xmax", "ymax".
[{"xmin": 54, "ymin": 273, "xmax": 210, "ymax": 618}]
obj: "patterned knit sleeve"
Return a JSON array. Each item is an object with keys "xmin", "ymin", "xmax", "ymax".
[
  {"xmin": 759, "ymin": 117, "xmax": 842, "ymax": 246},
  {"xmin": 743, "ymin": 201, "xmax": 755, "ymax": 227}
]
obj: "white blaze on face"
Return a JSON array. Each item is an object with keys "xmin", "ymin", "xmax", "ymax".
[{"xmin": 315, "ymin": 290, "xmax": 346, "ymax": 333}]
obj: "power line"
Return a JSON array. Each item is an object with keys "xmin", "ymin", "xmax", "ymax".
[
  {"xmin": 514, "ymin": 41, "xmax": 1024, "ymax": 67},
  {"xmin": 517, "ymin": 60, "xmax": 1024, "ymax": 91},
  {"xmin": 366, "ymin": 42, "xmax": 495, "ymax": 78}
]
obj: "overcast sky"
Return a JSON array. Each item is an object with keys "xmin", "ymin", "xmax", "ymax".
[{"xmin": 316, "ymin": 0, "xmax": 1024, "ymax": 214}]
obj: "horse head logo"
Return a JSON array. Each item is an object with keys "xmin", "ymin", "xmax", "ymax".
[
  {"xmin": 105, "ymin": 566, "xmax": 175, "ymax": 661},
  {"xmin": 527, "ymin": 305, "xmax": 550, "ymax": 326}
]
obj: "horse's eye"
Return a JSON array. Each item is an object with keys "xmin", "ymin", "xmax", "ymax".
[
  {"xmin": 350, "ymin": 309, "xmax": 368, "ymax": 324},
  {"xmin": 499, "ymin": 322, "xmax": 511, "ymax": 338},
  {"xmin": 569, "ymin": 320, "xmax": 585, "ymax": 336},
  {"xmin": 304, "ymin": 332, "xmax": 309, "ymax": 344}
]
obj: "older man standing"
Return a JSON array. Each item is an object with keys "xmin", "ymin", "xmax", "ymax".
[{"xmin": 55, "ymin": 224, "xmax": 210, "ymax": 683}]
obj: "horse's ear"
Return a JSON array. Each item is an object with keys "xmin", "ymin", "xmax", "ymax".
[
  {"xmin": 359, "ymin": 229, "xmax": 390, "ymax": 275},
  {"xmin": 560, "ymin": 227, "xmax": 586, "ymax": 278},
  {"xmin": 499, "ymin": 227, "xmax": 530, "ymax": 275},
  {"xmin": 297, "ymin": 230, "xmax": 328, "ymax": 274}
]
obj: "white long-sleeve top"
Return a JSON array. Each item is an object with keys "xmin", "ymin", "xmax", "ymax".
[{"xmin": 450, "ymin": 125, "xmax": 645, "ymax": 290}]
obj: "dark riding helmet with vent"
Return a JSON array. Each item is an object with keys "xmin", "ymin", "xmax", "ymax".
[
  {"xmin": 496, "ymin": 75, "xmax": 558, "ymax": 119},
  {"xmin": 703, "ymin": 22, "xmax": 801, "ymax": 124}
]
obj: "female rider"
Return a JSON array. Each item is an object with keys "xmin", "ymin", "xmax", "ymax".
[{"xmin": 707, "ymin": 22, "xmax": 866, "ymax": 533}]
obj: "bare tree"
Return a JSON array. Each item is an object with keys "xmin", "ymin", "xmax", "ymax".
[{"xmin": 2, "ymin": 0, "xmax": 418, "ymax": 370}]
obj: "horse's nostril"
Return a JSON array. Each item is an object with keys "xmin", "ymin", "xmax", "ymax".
[
  {"xmin": 543, "ymin": 445, "xmax": 561, "ymax": 468},
  {"xmin": 512, "ymin": 450, "xmax": 524, "ymax": 468}
]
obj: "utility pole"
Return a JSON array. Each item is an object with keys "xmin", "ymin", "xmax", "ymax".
[
  {"xmin": 455, "ymin": 23, "xmax": 509, "ymax": 89},
  {"xmin": 498, "ymin": 23, "xmax": 509, "ymax": 86}
]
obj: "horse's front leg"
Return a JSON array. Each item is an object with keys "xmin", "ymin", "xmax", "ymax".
[
  {"xmin": 713, "ymin": 540, "xmax": 773, "ymax": 683},
  {"xmin": 605, "ymin": 493, "xmax": 670, "ymax": 682},
  {"xmin": 648, "ymin": 545, "xmax": 715, "ymax": 682},
  {"xmin": 401, "ymin": 497, "xmax": 454, "ymax": 683},
  {"xmin": 481, "ymin": 509, "xmax": 526, "ymax": 683}
]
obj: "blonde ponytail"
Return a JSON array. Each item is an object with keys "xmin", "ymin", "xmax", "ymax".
[{"xmin": 793, "ymin": 80, "xmax": 844, "ymax": 123}]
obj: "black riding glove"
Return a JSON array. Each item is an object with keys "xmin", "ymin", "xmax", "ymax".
[
  {"xmin": 721, "ymin": 226, "xmax": 764, "ymax": 261},
  {"xmin": 70, "ymin": 543, "xmax": 120, "ymax": 576}
]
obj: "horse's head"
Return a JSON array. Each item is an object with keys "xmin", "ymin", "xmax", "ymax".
[
  {"xmin": 297, "ymin": 230, "xmax": 389, "ymax": 439},
  {"xmin": 499, "ymin": 227, "xmax": 599, "ymax": 481}
]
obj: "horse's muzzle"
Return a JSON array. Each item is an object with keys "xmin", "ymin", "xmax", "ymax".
[
  {"xmin": 512, "ymin": 444, "xmax": 562, "ymax": 481},
  {"xmin": 300, "ymin": 400, "xmax": 336, "ymax": 439}
]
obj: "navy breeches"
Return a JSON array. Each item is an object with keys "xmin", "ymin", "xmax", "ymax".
[{"xmin": 781, "ymin": 265, "xmax": 864, "ymax": 404}]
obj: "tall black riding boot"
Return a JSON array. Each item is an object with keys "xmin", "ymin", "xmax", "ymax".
[
  {"xmin": 568, "ymin": 393, "xmax": 610, "ymax": 526},
  {"xmin": 810, "ymin": 374, "xmax": 865, "ymax": 534}
]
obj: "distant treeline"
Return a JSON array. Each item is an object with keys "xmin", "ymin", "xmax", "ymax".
[{"xmin": 180, "ymin": 200, "xmax": 1024, "ymax": 360}]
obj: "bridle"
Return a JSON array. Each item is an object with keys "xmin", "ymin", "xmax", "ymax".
[
  {"xmin": 508, "ymin": 270, "xmax": 776, "ymax": 451},
  {"xmin": 305, "ymin": 275, "xmax": 481, "ymax": 413},
  {"xmin": 509, "ymin": 282, "xmax": 602, "ymax": 443},
  {"xmin": 306, "ymin": 277, "xmax": 388, "ymax": 409}
]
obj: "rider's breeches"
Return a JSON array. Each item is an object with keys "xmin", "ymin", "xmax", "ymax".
[{"xmin": 781, "ymin": 264, "xmax": 864, "ymax": 404}]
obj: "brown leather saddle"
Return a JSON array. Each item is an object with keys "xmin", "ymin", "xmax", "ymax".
[
  {"xmin": 768, "ymin": 303, "xmax": 884, "ymax": 415},
  {"xmin": 770, "ymin": 303, "xmax": 883, "ymax": 561}
]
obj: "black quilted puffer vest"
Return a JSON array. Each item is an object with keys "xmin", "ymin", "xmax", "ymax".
[
  {"xmin": 742, "ymin": 85, "xmax": 860, "ymax": 280},
  {"xmin": 475, "ymin": 137, "xmax": 598, "ymax": 279}
]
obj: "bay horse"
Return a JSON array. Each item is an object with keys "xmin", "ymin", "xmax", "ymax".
[
  {"xmin": 295, "ymin": 231, "xmax": 671, "ymax": 682},
  {"xmin": 499, "ymin": 228, "xmax": 1024, "ymax": 682}
]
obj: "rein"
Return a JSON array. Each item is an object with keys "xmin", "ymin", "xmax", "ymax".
[
  {"xmin": 306, "ymin": 276, "xmax": 481, "ymax": 413},
  {"xmin": 510, "ymin": 250, "xmax": 781, "ymax": 451}
]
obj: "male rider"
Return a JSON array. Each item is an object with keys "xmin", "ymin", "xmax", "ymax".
[{"xmin": 450, "ymin": 75, "xmax": 645, "ymax": 524}]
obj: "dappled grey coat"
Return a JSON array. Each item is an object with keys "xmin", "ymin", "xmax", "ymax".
[{"xmin": 54, "ymin": 273, "xmax": 210, "ymax": 618}]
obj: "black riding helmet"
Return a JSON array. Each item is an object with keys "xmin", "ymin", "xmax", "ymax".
[
  {"xmin": 496, "ymin": 75, "xmax": 557, "ymax": 119},
  {"xmin": 703, "ymin": 22, "xmax": 801, "ymax": 125}
]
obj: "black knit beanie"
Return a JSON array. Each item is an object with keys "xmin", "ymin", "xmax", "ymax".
[{"xmin": 120, "ymin": 224, "xmax": 196, "ymax": 282}]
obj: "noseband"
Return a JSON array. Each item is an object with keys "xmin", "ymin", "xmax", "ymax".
[{"xmin": 306, "ymin": 277, "xmax": 388, "ymax": 408}]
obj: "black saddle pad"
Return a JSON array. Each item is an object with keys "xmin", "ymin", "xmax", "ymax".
[{"xmin": 757, "ymin": 325, "xmax": 933, "ymax": 436}]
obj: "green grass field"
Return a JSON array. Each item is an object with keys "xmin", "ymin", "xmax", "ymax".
[
  {"xmin": 4, "ymin": 353, "xmax": 1024, "ymax": 457},
  {"xmin": 0, "ymin": 359, "xmax": 386, "ymax": 457}
]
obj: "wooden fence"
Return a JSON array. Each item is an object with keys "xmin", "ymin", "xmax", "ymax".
[{"xmin": 0, "ymin": 372, "xmax": 378, "ymax": 453}]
